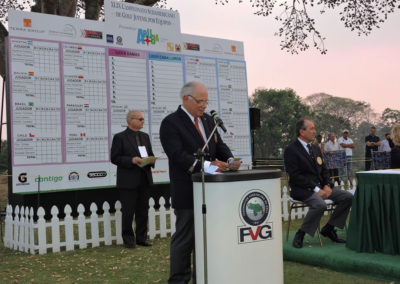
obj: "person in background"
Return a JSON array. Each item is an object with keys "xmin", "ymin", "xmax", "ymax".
[
  {"xmin": 313, "ymin": 134, "xmax": 325, "ymax": 153},
  {"xmin": 324, "ymin": 133, "xmax": 341, "ymax": 185},
  {"xmin": 390, "ymin": 124, "xmax": 400, "ymax": 168},
  {"xmin": 380, "ymin": 133, "xmax": 394, "ymax": 152},
  {"xmin": 111, "ymin": 110, "xmax": 155, "ymax": 249},
  {"xmin": 365, "ymin": 126, "xmax": 381, "ymax": 170},
  {"xmin": 338, "ymin": 130, "xmax": 354, "ymax": 186}
]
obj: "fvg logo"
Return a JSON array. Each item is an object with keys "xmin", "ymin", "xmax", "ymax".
[{"xmin": 237, "ymin": 190, "xmax": 273, "ymax": 244}]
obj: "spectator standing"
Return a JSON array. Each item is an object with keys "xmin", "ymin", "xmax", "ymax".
[
  {"xmin": 338, "ymin": 130, "xmax": 354, "ymax": 186},
  {"xmin": 365, "ymin": 126, "xmax": 381, "ymax": 170},
  {"xmin": 380, "ymin": 133, "xmax": 394, "ymax": 152},
  {"xmin": 390, "ymin": 124, "xmax": 400, "ymax": 168},
  {"xmin": 325, "ymin": 133, "xmax": 341, "ymax": 185},
  {"xmin": 313, "ymin": 134, "xmax": 325, "ymax": 153}
]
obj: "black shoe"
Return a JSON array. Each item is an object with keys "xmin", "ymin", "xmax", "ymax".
[
  {"xmin": 124, "ymin": 242, "xmax": 136, "ymax": 249},
  {"xmin": 137, "ymin": 240, "xmax": 152, "ymax": 247},
  {"xmin": 321, "ymin": 225, "xmax": 346, "ymax": 243},
  {"xmin": 293, "ymin": 230, "xmax": 305, "ymax": 248}
]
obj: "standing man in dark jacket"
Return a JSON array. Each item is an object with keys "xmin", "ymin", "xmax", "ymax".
[
  {"xmin": 284, "ymin": 118, "xmax": 353, "ymax": 249},
  {"xmin": 365, "ymin": 126, "xmax": 381, "ymax": 170},
  {"xmin": 111, "ymin": 110, "xmax": 155, "ymax": 249},
  {"xmin": 160, "ymin": 81, "xmax": 241, "ymax": 284}
]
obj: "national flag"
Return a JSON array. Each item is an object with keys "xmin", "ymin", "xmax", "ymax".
[
  {"xmin": 78, "ymin": 75, "xmax": 84, "ymax": 79},
  {"xmin": 28, "ymin": 72, "xmax": 34, "ymax": 76},
  {"xmin": 29, "ymin": 133, "xmax": 35, "ymax": 138}
]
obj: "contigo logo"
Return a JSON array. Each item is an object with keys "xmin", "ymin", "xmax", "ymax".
[{"xmin": 87, "ymin": 171, "xmax": 107, "ymax": 178}]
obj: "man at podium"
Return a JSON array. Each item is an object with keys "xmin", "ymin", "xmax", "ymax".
[{"xmin": 160, "ymin": 81, "xmax": 240, "ymax": 284}]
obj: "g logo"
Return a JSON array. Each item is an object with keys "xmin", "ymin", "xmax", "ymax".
[{"xmin": 18, "ymin": 173, "xmax": 27, "ymax": 183}]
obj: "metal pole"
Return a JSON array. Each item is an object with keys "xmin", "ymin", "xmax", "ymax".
[
  {"xmin": 200, "ymin": 152, "xmax": 208, "ymax": 284},
  {"xmin": 0, "ymin": 75, "xmax": 5, "ymax": 152}
]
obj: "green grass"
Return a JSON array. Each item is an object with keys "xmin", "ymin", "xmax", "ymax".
[
  {"xmin": 0, "ymin": 236, "xmax": 390, "ymax": 284},
  {"xmin": 0, "ymin": 215, "xmax": 392, "ymax": 284}
]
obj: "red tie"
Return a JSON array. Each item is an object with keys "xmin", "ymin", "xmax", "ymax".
[{"xmin": 194, "ymin": 117, "xmax": 206, "ymax": 144}]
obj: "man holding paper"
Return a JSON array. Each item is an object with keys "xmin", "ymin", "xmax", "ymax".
[
  {"xmin": 160, "ymin": 81, "xmax": 241, "ymax": 284},
  {"xmin": 111, "ymin": 110, "xmax": 155, "ymax": 248}
]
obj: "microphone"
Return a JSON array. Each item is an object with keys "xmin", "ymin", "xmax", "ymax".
[{"xmin": 210, "ymin": 110, "xmax": 227, "ymax": 133}]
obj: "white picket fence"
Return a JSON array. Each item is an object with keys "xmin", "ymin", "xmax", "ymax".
[{"xmin": 3, "ymin": 181, "xmax": 356, "ymax": 254}]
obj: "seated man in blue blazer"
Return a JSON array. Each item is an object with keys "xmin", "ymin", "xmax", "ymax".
[{"xmin": 284, "ymin": 118, "xmax": 353, "ymax": 248}]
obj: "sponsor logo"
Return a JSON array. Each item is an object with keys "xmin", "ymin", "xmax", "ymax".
[
  {"xmin": 116, "ymin": 36, "xmax": 123, "ymax": 46},
  {"xmin": 81, "ymin": 29, "xmax": 103, "ymax": 39},
  {"xmin": 175, "ymin": 44, "xmax": 181, "ymax": 52},
  {"xmin": 137, "ymin": 29, "xmax": 159, "ymax": 46},
  {"xmin": 231, "ymin": 45, "xmax": 237, "ymax": 52},
  {"xmin": 106, "ymin": 34, "xmax": 114, "ymax": 43},
  {"xmin": 87, "ymin": 171, "xmax": 107, "ymax": 178},
  {"xmin": 184, "ymin": 42, "xmax": 200, "ymax": 51},
  {"xmin": 69, "ymin": 172, "xmax": 79, "ymax": 181},
  {"xmin": 35, "ymin": 175, "xmax": 63, "ymax": 183},
  {"xmin": 48, "ymin": 24, "xmax": 76, "ymax": 38},
  {"xmin": 238, "ymin": 190, "xmax": 273, "ymax": 244},
  {"xmin": 167, "ymin": 42, "xmax": 174, "ymax": 52},
  {"xmin": 18, "ymin": 173, "xmax": 27, "ymax": 183},
  {"xmin": 23, "ymin": 18, "xmax": 32, "ymax": 27}
]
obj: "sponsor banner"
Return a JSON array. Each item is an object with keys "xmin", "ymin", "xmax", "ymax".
[
  {"xmin": 181, "ymin": 33, "xmax": 244, "ymax": 60},
  {"xmin": 8, "ymin": 10, "xmax": 106, "ymax": 44},
  {"xmin": 12, "ymin": 163, "xmax": 114, "ymax": 193},
  {"xmin": 104, "ymin": 0, "xmax": 181, "ymax": 52}
]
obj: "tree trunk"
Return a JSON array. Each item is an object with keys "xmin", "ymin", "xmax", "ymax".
[
  {"xmin": 84, "ymin": 0, "xmax": 103, "ymax": 20},
  {"xmin": 126, "ymin": 0, "xmax": 160, "ymax": 5},
  {"xmin": 59, "ymin": 0, "xmax": 78, "ymax": 17}
]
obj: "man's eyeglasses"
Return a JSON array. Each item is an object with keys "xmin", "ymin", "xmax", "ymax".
[
  {"xmin": 187, "ymin": 94, "xmax": 209, "ymax": 106},
  {"xmin": 131, "ymin": 117, "xmax": 145, "ymax": 121}
]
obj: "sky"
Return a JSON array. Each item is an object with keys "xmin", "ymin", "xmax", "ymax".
[{"xmin": 167, "ymin": 0, "xmax": 400, "ymax": 114}]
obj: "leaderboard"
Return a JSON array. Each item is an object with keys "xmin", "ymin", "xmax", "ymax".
[{"xmin": 9, "ymin": 42, "xmax": 250, "ymax": 193}]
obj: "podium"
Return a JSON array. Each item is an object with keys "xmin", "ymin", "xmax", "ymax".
[{"xmin": 192, "ymin": 169, "xmax": 283, "ymax": 284}]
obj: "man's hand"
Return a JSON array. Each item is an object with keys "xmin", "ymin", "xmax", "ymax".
[
  {"xmin": 318, "ymin": 185, "xmax": 332, "ymax": 199},
  {"xmin": 211, "ymin": 160, "xmax": 228, "ymax": 172},
  {"xmin": 132, "ymin": 156, "xmax": 142, "ymax": 165},
  {"xmin": 228, "ymin": 161, "xmax": 241, "ymax": 171}
]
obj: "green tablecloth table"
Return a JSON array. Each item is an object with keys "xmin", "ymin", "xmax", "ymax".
[{"xmin": 347, "ymin": 171, "xmax": 400, "ymax": 254}]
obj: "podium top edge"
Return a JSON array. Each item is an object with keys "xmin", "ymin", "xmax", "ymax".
[{"xmin": 192, "ymin": 169, "xmax": 281, "ymax": 182}]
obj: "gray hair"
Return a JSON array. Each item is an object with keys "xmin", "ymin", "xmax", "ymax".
[
  {"xmin": 126, "ymin": 110, "xmax": 139, "ymax": 123},
  {"xmin": 180, "ymin": 81, "xmax": 204, "ymax": 100}
]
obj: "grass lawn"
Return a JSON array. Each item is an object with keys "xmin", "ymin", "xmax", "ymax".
[
  {"xmin": 0, "ymin": 230, "xmax": 392, "ymax": 283},
  {"xmin": 0, "ymin": 180, "xmax": 393, "ymax": 283}
]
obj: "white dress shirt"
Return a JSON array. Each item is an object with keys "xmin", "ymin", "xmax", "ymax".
[{"xmin": 338, "ymin": 136, "xmax": 353, "ymax": 156}]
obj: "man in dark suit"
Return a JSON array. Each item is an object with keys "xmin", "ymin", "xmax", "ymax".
[
  {"xmin": 284, "ymin": 118, "xmax": 353, "ymax": 249},
  {"xmin": 111, "ymin": 110, "xmax": 155, "ymax": 249},
  {"xmin": 160, "ymin": 81, "xmax": 241, "ymax": 284}
]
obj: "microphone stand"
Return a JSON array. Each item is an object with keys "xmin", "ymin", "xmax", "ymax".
[{"xmin": 188, "ymin": 121, "xmax": 221, "ymax": 284}]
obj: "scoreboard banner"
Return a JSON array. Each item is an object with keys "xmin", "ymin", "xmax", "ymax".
[{"xmin": 7, "ymin": 1, "xmax": 251, "ymax": 194}]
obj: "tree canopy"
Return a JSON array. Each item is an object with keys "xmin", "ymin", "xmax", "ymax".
[
  {"xmin": 1, "ymin": 0, "xmax": 399, "ymax": 54},
  {"xmin": 250, "ymin": 88, "xmax": 312, "ymax": 158}
]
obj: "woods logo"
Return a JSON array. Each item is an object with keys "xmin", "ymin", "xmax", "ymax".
[
  {"xmin": 137, "ymin": 29, "xmax": 159, "ymax": 46},
  {"xmin": 237, "ymin": 190, "xmax": 273, "ymax": 244}
]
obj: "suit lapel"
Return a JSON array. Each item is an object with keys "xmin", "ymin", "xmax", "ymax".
[
  {"xmin": 178, "ymin": 106, "xmax": 205, "ymax": 146},
  {"xmin": 124, "ymin": 129, "xmax": 140, "ymax": 155},
  {"xmin": 295, "ymin": 140, "xmax": 318, "ymax": 172}
]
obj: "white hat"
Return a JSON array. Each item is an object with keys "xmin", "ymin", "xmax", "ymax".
[{"xmin": 343, "ymin": 129, "xmax": 349, "ymax": 133}]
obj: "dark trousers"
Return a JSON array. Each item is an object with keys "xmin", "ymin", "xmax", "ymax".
[
  {"xmin": 119, "ymin": 182, "xmax": 149, "ymax": 245},
  {"xmin": 365, "ymin": 157, "xmax": 372, "ymax": 171},
  {"xmin": 168, "ymin": 209, "xmax": 196, "ymax": 284},
  {"xmin": 300, "ymin": 187, "xmax": 353, "ymax": 236}
]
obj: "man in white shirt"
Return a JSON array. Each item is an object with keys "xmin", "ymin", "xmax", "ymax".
[
  {"xmin": 338, "ymin": 130, "xmax": 355, "ymax": 186},
  {"xmin": 325, "ymin": 133, "xmax": 341, "ymax": 185},
  {"xmin": 380, "ymin": 133, "xmax": 393, "ymax": 152}
]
